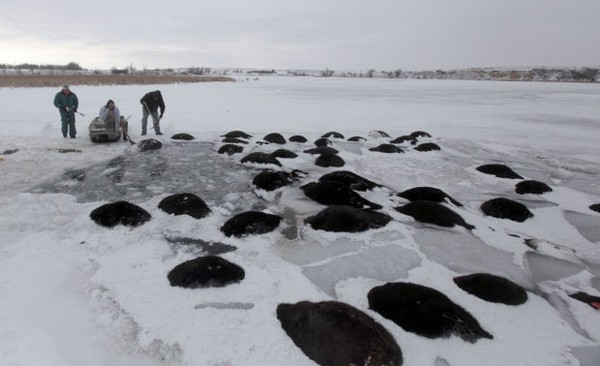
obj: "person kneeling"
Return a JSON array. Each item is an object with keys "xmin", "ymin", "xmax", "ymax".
[{"xmin": 99, "ymin": 99, "xmax": 128, "ymax": 141}]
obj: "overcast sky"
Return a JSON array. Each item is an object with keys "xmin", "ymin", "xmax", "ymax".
[{"xmin": 1, "ymin": 0, "xmax": 599, "ymax": 71}]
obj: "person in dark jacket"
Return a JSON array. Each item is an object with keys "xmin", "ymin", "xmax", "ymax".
[
  {"xmin": 140, "ymin": 90, "xmax": 165, "ymax": 135},
  {"xmin": 53, "ymin": 85, "xmax": 79, "ymax": 138}
]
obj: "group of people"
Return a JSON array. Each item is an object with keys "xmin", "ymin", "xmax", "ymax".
[{"xmin": 53, "ymin": 85, "xmax": 166, "ymax": 140}]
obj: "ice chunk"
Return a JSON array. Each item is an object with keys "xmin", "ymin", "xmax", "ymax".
[
  {"xmin": 572, "ymin": 347, "xmax": 600, "ymax": 366},
  {"xmin": 435, "ymin": 357, "xmax": 451, "ymax": 366},
  {"xmin": 371, "ymin": 230, "xmax": 407, "ymax": 242},
  {"xmin": 526, "ymin": 239, "xmax": 586, "ymax": 266},
  {"xmin": 592, "ymin": 277, "xmax": 600, "ymax": 292},
  {"xmin": 334, "ymin": 140, "xmax": 363, "ymax": 155},
  {"xmin": 414, "ymin": 229, "xmax": 534, "ymax": 289},
  {"xmin": 278, "ymin": 205, "xmax": 321, "ymax": 241},
  {"xmin": 301, "ymin": 244, "xmax": 421, "ymax": 298},
  {"xmin": 524, "ymin": 251, "xmax": 584, "ymax": 284},
  {"xmin": 278, "ymin": 237, "xmax": 363, "ymax": 266},
  {"xmin": 513, "ymin": 197, "xmax": 558, "ymax": 209},
  {"xmin": 278, "ymin": 187, "xmax": 324, "ymax": 216},
  {"xmin": 544, "ymin": 292, "xmax": 590, "ymax": 339},
  {"xmin": 563, "ymin": 211, "xmax": 600, "ymax": 243},
  {"xmin": 194, "ymin": 302, "xmax": 254, "ymax": 310}
]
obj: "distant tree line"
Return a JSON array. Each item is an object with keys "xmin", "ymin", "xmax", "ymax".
[
  {"xmin": 314, "ymin": 68, "xmax": 403, "ymax": 79},
  {"xmin": 2, "ymin": 62, "xmax": 597, "ymax": 82},
  {"xmin": 315, "ymin": 67, "xmax": 599, "ymax": 82},
  {"xmin": 0, "ymin": 62, "xmax": 83, "ymax": 71},
  {"xmin": 404, "ymin": 67, "xmax": 600, "ymax": 82}
]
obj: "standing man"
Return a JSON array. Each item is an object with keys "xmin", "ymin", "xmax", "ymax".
[
  {"xmin": 53, "ymin": 85, "xmax": 79, "ymax": 138},
  {"xmin": 140, "ymin": 90, "xmax": 165, "ymax": 135}
]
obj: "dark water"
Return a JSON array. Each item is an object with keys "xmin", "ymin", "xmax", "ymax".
[{"xmin": 29, "ymin": 141, "xmax": 265, "ymax": 209}]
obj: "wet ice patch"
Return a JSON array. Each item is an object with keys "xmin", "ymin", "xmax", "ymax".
[
  {"xmin": 572, "ymin": 347, "xmax": 600, "ymax": 366},
  {"xmin": 194, "ymin": 302, "xmax": 254, "ymax": 310},
  {"xmin": 278, "ymin": 236, "xmax": 363, "ymax": 266},
  {"xmin": 301, "ymin": 244, "xmax": 421, "ymax": 298},
  {"xmin": 414, "ymin": 229, "xmax": 534, "ymax": 288},
  {"xmin": 524, "ymin": 251, "xmax": 584, "ymax": 284},
  {"xmin": 563, "ymin": 211, "xmax": 600, "ymax": 243},
  {"xmin": 29, "ymin": 142, "xmax": 260, "ymax": 205}
]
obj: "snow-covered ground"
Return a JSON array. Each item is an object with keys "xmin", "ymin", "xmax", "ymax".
[{"xmin": 1, "ymin": 77, "xmax": 599, "ymax": 365}]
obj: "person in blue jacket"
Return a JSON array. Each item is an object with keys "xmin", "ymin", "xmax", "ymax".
[{"xmin": 53, "ymin": 85, "xmax": 79, "ymax": 138}]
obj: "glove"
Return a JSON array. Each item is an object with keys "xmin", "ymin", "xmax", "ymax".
[
  {"xmin": 73, "ymin": 108, "xmax": 77, "ymax": 113},
  {"xmin": 63, "ymin": 106, "xmax": 69, "ymax": 112},
  {"xmin": 159, "ymin": 115, "xmax": 163, "ymax": 120}
]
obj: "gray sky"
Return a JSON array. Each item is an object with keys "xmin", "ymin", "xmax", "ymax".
[{"xmin": 1, "ymin": 0, "xmax": 599, "ymax": 71}]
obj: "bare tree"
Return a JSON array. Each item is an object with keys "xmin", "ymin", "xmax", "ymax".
[
  {"xmin": 321, "ymin": 68, "xmax": 334, "ymax": 77},
  {"xmin": 65, "ymin": 62, "xmax": 83, "ymax": 71}
]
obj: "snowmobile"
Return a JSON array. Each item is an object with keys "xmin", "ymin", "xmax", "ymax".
[{"xmin": 88, "ymin": 116, "xmax": 126, "ymax": 142}]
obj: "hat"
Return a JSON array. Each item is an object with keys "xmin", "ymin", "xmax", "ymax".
[{"xmin": 63, "ymin": 85, "xmax": 70, "ymax": 89}]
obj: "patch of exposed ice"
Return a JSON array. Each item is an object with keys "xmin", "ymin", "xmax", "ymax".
[
  {"xmin": 413, "ymin": 228, "xmax": 534, "ymax": 288},
  {"xmin": 592, "ymin": 277, "xmax": 600, "ymax": 292},
  {"xmin": 277, "ymin": 236, "xmax": 363, "ymax": 266},
  {"xmin": 563, "ymin": 211, "xmax": 600, "ymax": 243},
  {"xmin": 194, "ymin": 302, "xmax": 254, "ymax": 310},
  {"xmin": 28, "ymin": 142, "xmax": 260, "ymax": 206},
  {"xmin": 435, "ymin": 357, "xmax": 451, "ymax": 366},
  {"xmin": 524, "ymin": 251, "xmax": 584, "ymax": 284},
  {"xmin": 572, "ymin": 346, "xmax": 600, "ymax": 366},
  {"xmin": 301, "ymin": 244, "xmax": 421, "ymax": 297},
  {"xmin": 543, "ymin": 291, "xmax": 591, "ymax": 339}
]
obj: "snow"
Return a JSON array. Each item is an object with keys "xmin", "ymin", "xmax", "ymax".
[{"xmin": 1, "ymin": 76, "xmax": 600, "ymax": 365}]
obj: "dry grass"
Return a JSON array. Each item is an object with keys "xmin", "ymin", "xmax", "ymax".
[{"xmin": 0, "ymin": 74, "xmax": 235, "ymax": 88}]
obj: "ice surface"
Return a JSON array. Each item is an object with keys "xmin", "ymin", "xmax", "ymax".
[
  {"xmin": 28, "ymin": 142, "xmax": 264, "ymax": 208},
  {"xmin": 563, "ymin": 210, "xmax": 600, "ymax": 243},
  {"xmin": 524, "ymin": 251, "xmax": 584, "ymax": 284},
  {"xmin": 333, "ymin": 140, "xmax": 364, "ymax": 155},
  {"xmin": 544, "ymin": 291, "xmax": 590, "ymax": 339},
  {"xmin": 2, "ymin": 77, "xmax": 600, "ymax": 365},
  {"xmin": 194, "ymin": 302, "xmax": 254, "ymax": 310},
  {"xmin": 593, "ymin": 277, "xmax": 600, "ymax": 292},
  {"xmin": 510, "ymin": 196, "xmax": 558, "ymax": 209},
  {"xmin": 413, "ymin": 228, "xmax": 534, "ymax": 289},
  {"xmin": 300, "ymin": 244, "xmax": 421, "ymax": 297},
  {"xmin": 435, "ymin": 357, "xmax": 451, "ymax": 366},
  {"xmin": 572, "ymin": 347, "xmax": 600, "ymax": 366},
  {"xmin": 277, "ymin": 236, "xmax": 363, "ymax": 266}
]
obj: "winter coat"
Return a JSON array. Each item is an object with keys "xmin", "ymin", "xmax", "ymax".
[
  {"xmin": 140, "ymin": 90, "xmax": 165, "ymax": 116},
  {"xmin": 53, "ymin": 90, "xmax": 79, "ymax": 112},
  {"xmin": 99, "ymin": 105, "xmax": 121, "ymax": 129}
]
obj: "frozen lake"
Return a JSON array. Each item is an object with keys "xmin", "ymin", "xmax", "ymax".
[{"xmin": 1, "ymin": 77, "xmax": 600, "ymax": 366}]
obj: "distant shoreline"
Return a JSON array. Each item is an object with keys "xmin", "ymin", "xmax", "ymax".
[
  {"xmin": 0, "ymin": 74, "xmax": 235, "ymax": 88},
  {"xmin": 1, "ymin": 70, "xmax": 597, "ymax": 87}
]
